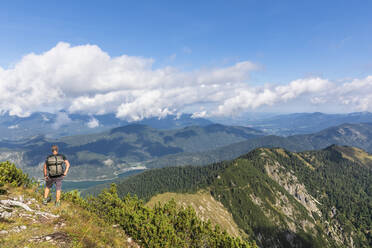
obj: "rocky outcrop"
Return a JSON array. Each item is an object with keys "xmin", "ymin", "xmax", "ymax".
[
  {"xmin": 259, "ymin": 149, "xmax": 356, "ymax": 247},
  {"xmin": 263, "ymin": 157, "xmax": 322, "ymax": 218}
]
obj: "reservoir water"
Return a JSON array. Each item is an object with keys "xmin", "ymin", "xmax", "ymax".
[{"xmin": 59, "ymin": 169, "xmax": 145, "ymax": 191}]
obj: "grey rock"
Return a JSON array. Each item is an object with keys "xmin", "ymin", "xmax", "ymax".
[{"xmin": 1, "ymin": 211, "xmax": 12, "ymax": 219}]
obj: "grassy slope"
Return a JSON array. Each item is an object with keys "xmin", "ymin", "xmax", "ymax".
[
  {"xmin": 0, "ymin": 184, "xmax": 136, "ymax": 248},
  {"xmin": 146, "ymin": 190, "xmax": 245, "ymax": 239}
]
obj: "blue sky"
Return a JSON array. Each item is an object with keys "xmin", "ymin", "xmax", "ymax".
[{"xmin": 1, "ymin": 0, "xmax": 372, "ymax": 118}]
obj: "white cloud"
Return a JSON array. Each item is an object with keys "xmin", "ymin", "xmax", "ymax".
[
  {"xmin": 52, "ymin": 112, "xmax": 72, "ymax": 129},
  {"xmin": 213, "ymin": 78, "xmax": 332, "ymax": 116},
  {"xmin": 0, "ymin": 42, "xmax": 371, "ymax": 120},
  {"xmin": 8, "ymin": 124, "xmax": 19, "ymax": 129},
  {"xmin": 41, "ymin": 114, "xmax": 50, "ymax": 122},
  {"xmin": 103, "ymin": 158, "xmax": 114, "ymax": 167},
  {"xmin": 86, "ymin": 117, "xmax": 100, "ymax": 128},
  {"xmin": 310, "ymin": 97, "xmax": 326, "ymax": 104},
  {"xmin": 334, "ymin": 76, "xmax": 372, "ymax": 111},
  {"xmin": 191, "ymin": 111, "xmax": 207, "ymax": 118}
]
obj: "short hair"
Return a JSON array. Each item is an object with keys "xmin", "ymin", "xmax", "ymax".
[{"xmin": 51, "ymin": 145, "xmax": 58, "ymax": 151}]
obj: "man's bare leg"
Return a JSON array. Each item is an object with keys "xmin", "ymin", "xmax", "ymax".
[
  {"xmin": 56, "ymin": 190, "xmax": 61, "ymax": 202},
  {"xmin": 42, "ymin": 187, "xmax": 50, "ymax": 205},
  {"xmin": 44, "ymin": 187, "xmax": 50, "ymax": 199}
]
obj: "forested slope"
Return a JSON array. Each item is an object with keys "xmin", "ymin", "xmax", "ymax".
[{"xmin": 96, "ymin": 145, "xmax": 372, "ymax": 247}]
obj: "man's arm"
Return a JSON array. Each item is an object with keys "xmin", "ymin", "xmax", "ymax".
[
  {"xmin": 43, "ymin": 162, "xmax": 48, "ymax": 179},
  {"xmin": 64, "ymin": 160, "xmax": 70, "ymax": 176}
]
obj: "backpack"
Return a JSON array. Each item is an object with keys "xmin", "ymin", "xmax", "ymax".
[{"xmin": 46, "ymin": 155, "xmax": 65, "ymax": 177}]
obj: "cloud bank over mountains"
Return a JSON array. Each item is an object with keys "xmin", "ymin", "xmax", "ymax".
[{"xmin": 0, "ymin": 42, "xmax": 371, "ymax": 120}]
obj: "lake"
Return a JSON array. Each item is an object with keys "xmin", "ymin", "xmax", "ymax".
[{"xmin": 56, "ymin": 169, "xmax": 145, "ymax": 191}]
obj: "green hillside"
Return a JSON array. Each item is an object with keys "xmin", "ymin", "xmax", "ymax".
[
  {"xmin": 0, "ymin": 161, "xmax": 256, "ymax": 248},
  {"xmin": 96, "ymin": 145, "xmax": 372, "ymax": 247}
]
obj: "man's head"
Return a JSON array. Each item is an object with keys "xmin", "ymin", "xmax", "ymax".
[{"xmin": 51, "ymin": 145, "xmax": 58, "ymax": 155}]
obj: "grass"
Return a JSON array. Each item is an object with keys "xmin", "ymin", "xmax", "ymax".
[
  {"xmin": 0, "ymin": 184, "xmax": 135, "ymax": 248},
  {"xmin": 146, "ymin": 190, "xmax": 245, "ymax": 239}
]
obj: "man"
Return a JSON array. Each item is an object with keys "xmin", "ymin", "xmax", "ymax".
[{"xmin": 43, "ymin": 145, "xmax": 70, "ymax": 206}]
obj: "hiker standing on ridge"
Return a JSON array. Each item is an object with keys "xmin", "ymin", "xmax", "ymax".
[{"xmin": 43, "ymin": 145, "xmax": 70, "ymax": 206}]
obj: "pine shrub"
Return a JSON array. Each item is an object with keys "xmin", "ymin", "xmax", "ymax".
[{"xmin": 0, "ymin": 161, "xmax": 33, "ymax": 187}]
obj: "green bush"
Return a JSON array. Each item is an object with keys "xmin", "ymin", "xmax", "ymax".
[
  {"xmin": 0, "ymin": 161, "xmax": 33, "ymax": 187},
  {"xmin": 61, "ymin": 189, "xmax": 89, "ymax": 208}
]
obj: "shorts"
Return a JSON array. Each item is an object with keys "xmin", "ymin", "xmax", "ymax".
[{"xmin": 46, "ymin": 175, "xmax": 64, "ymax": 191}]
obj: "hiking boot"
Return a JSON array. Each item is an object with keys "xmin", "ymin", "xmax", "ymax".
[
  {"xmin": 42, "ymin": 198, "xmax": 48, "ymax": 205},
  {"xmin": 55, "ymin": 201, "xmax": 61, "ymax": 207}
]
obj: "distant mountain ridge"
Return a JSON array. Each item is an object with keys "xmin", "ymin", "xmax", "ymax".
[
  {"xmin": 0, "ymin": 112, "xmax": 213, "ymax": 140},
  {"xmin": 1, "ymin": 121, "xmax": 372, "ymax": 181},
  {"xmin": 93, "ymin": 145, "xmax": 372, "ymax": 247},
  {"xmin": 245, "ymin": 111, "xmax": 372, "ymax": 135},
  {"xmin": 145, "ymin": 122, "xmax": 372, "ymax": 168},
  {"xmin": 3, "ymin": 111, "xmax": 372, "ymax": 140},
  {"xmin": 0, "ymin": 123, "xmax": 264, "ymax": 180}
]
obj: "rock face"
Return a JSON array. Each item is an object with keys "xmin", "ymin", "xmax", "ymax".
[
  {"xmin": 263, "ymin": 155, "xmax": 322, "ymax": 217},
  {"xmin": 255, "ymin": 147, "xmax": 364, "ymax": 248}
]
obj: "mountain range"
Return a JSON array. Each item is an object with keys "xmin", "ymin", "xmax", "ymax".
[
  {"xmin": 143, "ymin": 122, "xmax": 372, "ymax": 169},
  {"xmin": 245, "ymin": 111, "xmax": 372, "ymax": 135},
  {"xmin": 0, "ymin": 112, "xmax": 213, "ymax": 140},
  {"xmin": 212, "ymin": 111, "xmax": 372, "ymax": 136},
  {"xmin": 87, "ymin": 145, "xmax": 372, "ymax": 247},
  {"xmin": 2, "ymin": 111, "xmax": 372, "ymax": 141},
  {"xmin": 0, "ymin": 123, "xmax": 264, "ymax": 180},
  {"xmin": 1, "ymin": 121, "xmax": 372, "ymax": 181}
]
